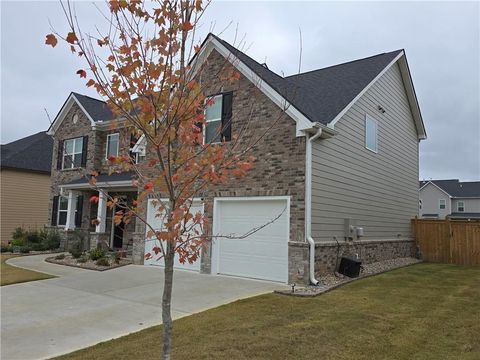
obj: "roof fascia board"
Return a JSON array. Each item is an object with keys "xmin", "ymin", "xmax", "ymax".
[
  {"xmin": 59, "ymin": 180, "xmax": 133, "ymax": 190},
  {"xmin": 131, "ymin": 134, "xmax": 146, "ymax": 153},
  {"xmin": 196, "ymin": 36, "xmax": 313, "ymax": 137},
  {"xmin": 47, "ymin": 93, "xmax": 96, "ymax": 136},
  {"xmin": 328, "ymin": 51, "xmax": 404, "ymax": 130},
  {"xmin": 397, "ymin": 55, "xmax": 427, "ymax": 140},
  {"xmin": 420, "ymin": 181, "xmax": 452, "ymax": 197}
]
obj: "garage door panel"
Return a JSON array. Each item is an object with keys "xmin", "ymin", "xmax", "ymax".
[
  {"xmin": 215, "ymin": 198, "xmax": 288, "ymax": 283},
  {"xmin": 144, "ymin": 200, "xmax": 202, "ymax": 272}
]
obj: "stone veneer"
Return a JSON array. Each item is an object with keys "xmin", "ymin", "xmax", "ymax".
[{"xmin": 288, "ymin": 238, "xmax": 416, "ymax": 283}]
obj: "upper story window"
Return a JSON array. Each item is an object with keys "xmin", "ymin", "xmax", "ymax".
[
  {"xmin": 457, "ymin": 201, "xmax": 465, "ymax": 212},
  {"xmin": 62, "ymin": 137, "xmax": 83, "ymax": 169},
  {"xmin": 106, "ymin": 133, "xmax": 119, "ymax": 159},
  {"xmin": 365, "ymin": 114, "xmax": 378, "ymax": 153},
  {"xmin": 204, "ymin": 92, "xmax": 232, "ymax": 144},
  {"xmin": 439, "ymin": 199, "xmax": 446, "ymax": 210}
]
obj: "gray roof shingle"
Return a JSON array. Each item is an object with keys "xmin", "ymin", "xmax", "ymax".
[
  {"xmin": 72, "ymin": 92, "xmax": 114, "ymax": 122},
  {"xmin": 420, "ymin": 180, "xmax": 480, "ymax": 198},
  {"xmin": 1, "ymin": 131, "xmax": 53, "ymax": 173}
]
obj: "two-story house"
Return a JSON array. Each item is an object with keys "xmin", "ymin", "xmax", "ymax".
[
  {"xmin": 47, "ymin": 33, "xmax": 426, "ymax": 284},
  {"xmin": 419, "ymin": 179, "xmax": 480, "ymax": 219}
]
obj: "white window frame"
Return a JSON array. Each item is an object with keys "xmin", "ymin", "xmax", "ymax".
[
  {"xmin": 439, "ymin": 199, "xmax": 446, "ymax": 210},
  {"xmin": 62, "ymin": 137, "xmax": 83, "ymax": 169},
  {"xmin": 457, "ymin": 201, "xmax": 465, "ymax": 212},
  {"xmin": 106, "ymin": 133, "xmax": 120, "ymax": 159},
  {"xmin": 57, "ymin": 196, "xmax": 69, "ymax": 226},
  {"xmin": 204, "ymin": 94, "xmax": 223, "ymax": 145},
  {"xmin": 365, "ymin": 114, "xmax": 378, "ymax": 153}
]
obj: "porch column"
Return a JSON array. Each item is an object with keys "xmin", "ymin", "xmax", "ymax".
[
  {"xmin": 95, "ymin": 189, "xmax": 108, "ymax": 233},
  {"xmin": 65, "ymin": 190, "xmax": 77, "ymax": 230}
]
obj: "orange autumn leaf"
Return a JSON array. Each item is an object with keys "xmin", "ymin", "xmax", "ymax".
[
  {"xmin": 182, "ymin": 22, "xmax": 193, "ymax": 31},
  {"xmin": 66, "ymin": 32, "xmax": 78, "ymax": 44},
  {"xmin": 45, "ymin": 34, "xmax": 58, "ymax": 47}
]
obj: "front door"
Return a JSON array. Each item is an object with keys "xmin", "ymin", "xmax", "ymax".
[{"xmin": 112, "ymin": 206, "xmax": 125, "ymax": 249}]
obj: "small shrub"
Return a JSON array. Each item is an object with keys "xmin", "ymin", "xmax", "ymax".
[
  {"xmin": 31, "ymin": 243, "xmax": 47, "ymax": 252},
  {"xmin": 70, "ymin": 245, "xmax": 83, "ymax": 259},
  {"xmin": 20, "ymin": 246, "xmax": 31, "ymax": 254},
  {"xmin": 10, "ymin": 238, "xmax": 24, "ymax": 247},
  {"xmin": 96, "ymin": 257, "xmax": 110, "ymax": 266},
  {"xmin": 77, "ymin": 254, "xmax": 88, "ymax": 263},
  {"xmin": 89, "ymin": 248, "xmax": 106, "ymax": 261},
  {"xmin": 1, "ymin": 245, "xmax": 12, "ymax": 253},
  {"xmin": 12, "ymin": 227, "xmax": 26, "ymax": 241},
  {"xmin": 55, "ymin": 254, "xmax": 65, "ymax": 260},
  {"xmin": 42, "ymin": 229, "xmax": 61, "ymax": 250},
  {"xmin": 112, "ymin": 251, "xmax": 122, "ymax": 264},
  {"xmin": 26, "ymin": 231, "xmax": 42, "ymax": 244}
]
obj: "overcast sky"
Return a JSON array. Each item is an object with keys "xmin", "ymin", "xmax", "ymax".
[{"xmin": 1, "ymin": 1, "xmax": 479, "ymax": 181}]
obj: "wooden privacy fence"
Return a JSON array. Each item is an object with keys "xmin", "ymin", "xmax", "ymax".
[{"xmin": 412, "ymin": 218, "xmax": 480, "ymax": 266}]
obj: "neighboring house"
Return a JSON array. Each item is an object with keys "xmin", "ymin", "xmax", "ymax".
[
  {"xmin": 46, "ymin": 33, "xmax": 426, "ymax": 284},
  {"xmin": 0, "ymin": 131, "xmax": 53, "ymax": 245},
  {"xmin": 419, "ymin": 180, "xmax": 480, "ymax": 219}
]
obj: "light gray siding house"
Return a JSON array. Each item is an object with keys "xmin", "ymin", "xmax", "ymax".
[
  {"xmin": 419, "ymin": 180, "xmax": 480, "ymax": 219},
  {"xmin": 47, "ymin": 33, "xmax": 427, "ymax": 284}
]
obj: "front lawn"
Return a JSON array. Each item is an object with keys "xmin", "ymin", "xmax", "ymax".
[
  {"xmin": 56, "ymin": 263, "xmax": 480, "ymax": 360},
  {"xmin": 1, "ymin": 254, "xmax": 55, "ymax": 286}
]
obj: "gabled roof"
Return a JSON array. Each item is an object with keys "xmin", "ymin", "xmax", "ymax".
[
  {"xmin": 202, "ymin": 34, "xmax": 426, "ymax": 138},
  {"xmin": 47, "ymin": 92, "xmax": 114, "ymax": 135},
  {"xmin": 420, "ymin": 180, "xmax": 480, "ymax": 198},
  {"xmin": 1, "ymin": 131, "xmax": 53, "ymax": 173}
]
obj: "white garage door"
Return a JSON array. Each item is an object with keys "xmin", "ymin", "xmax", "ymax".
[
  {"xmin": 213, "ymin": 198, "xmax": 289, "ymax": 283},
  {"xmin": 144, "ymin": 199, "xmax": 203, "ymax": 272}
]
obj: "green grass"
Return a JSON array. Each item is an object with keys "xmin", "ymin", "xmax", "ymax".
[
  {"xmin": 56, "ymin": 263, "xmax": 480, "ymax": 360},
  {"xmin": 1, "ymin": 254, "xmax": 54, "ymax": 286}
]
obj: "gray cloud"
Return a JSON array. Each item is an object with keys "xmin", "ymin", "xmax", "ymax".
[{"xmin": 1, "ymin": 1, "xmax": 478, "ymax": 180}]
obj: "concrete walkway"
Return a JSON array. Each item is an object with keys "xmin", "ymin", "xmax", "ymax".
[{"xmin": 1, "ymin": 254, "xmax": 286, "ymax": 360}]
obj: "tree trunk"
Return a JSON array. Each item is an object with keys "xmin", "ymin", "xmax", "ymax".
[{"xmin": 162, "ymin": 246, "xmax": 175, "ymax": 360}]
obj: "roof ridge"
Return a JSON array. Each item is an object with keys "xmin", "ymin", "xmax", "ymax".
[
  {"xmin": 72, "ymin": 92, "xmax": 106, "ymax": 104},
  {"xmin": 285, "ymin": 49, "xmax": 403, "ymax": 79}
]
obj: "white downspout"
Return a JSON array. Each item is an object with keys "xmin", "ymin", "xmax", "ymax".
[{"xmin": 305, "ymin": 127, "xmax": 323, "ymax": 285}]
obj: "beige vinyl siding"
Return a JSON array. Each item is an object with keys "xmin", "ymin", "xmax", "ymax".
[
  {"xmin": 451, "ymin": 198, "xmax": 480, "ymax": 213},
  {"xmin": 311, "ymin": 63, "xmax": 419, "ymax": 241},
  {"xmin": 0, "ymin": 169, "xmax": 51, "ymax": 244},
  {"xmin": 419, "ymin": 183, "xmax": 451, "ymax": 218}
]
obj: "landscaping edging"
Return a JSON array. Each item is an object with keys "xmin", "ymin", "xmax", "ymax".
[
  {"xmin": 45, "ymin": 256, "xmax": 132, "ymax": 271},
  {"xmin": 275, "ymin": 257, "xmax": 423, "ymax": 297}
]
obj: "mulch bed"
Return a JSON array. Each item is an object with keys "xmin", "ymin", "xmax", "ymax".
[
  {"xmin": 46, "ymin": 254, "xmax": 132, "ymax": 271},
  {"xmin": 275, "ymin": 257, "xmax": 422, "ymax": 297}
]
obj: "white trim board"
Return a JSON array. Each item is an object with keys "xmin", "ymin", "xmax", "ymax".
[{"xmin": 47, "ymin": 93, "xmax": 96, "ymax": 136}]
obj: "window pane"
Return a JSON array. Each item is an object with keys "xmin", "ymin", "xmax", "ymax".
[
  {"xmin": 74, "ymin": 137, "xmax": 83, "ymax": 153},
  {"xmin": 205, "ymin": 120, "xmax": 222, "ymax": 143},
  {"xmin": 58, "ymin": 211, "xmax": 67, "ymax": 226},
  {"xmin": 73, "ymin": 153, "xmax": 82, "ymax": 167},
  {"xmin": 64, "ymin": 139, "xmax": 74, "ymax": 154},
  {"xmin": 107, "ymin": 134, "xmax": 119, "ymax": 157},
  {"xmin": 59, "ymin": 197, "xmax": 69, "ymax": 210},
  {"xmin": 366, "ymin": 117, "xmax": 377, "ymax": 152},
  {"xmin": 205, "ymin": 95, "xmax": 222, "ymax": 121},
  {"xmin": 63, "ymin": 154, "xmax": 73, "ymax": 168}
]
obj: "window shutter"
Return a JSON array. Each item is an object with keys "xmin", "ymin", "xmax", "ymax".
[
  {"xmin": 221, "ymin": 92, "xmax": 233, "ymax": 142},
  {"xmin": 81, "ymin": 136, "xmax": 89, "ymax": 167},
  {"xmin": 51, "ymin": 196, "xmax": 59, "ymax": 226},
  {"xmin": 75, "ymin": 195, "xmax": 83, "ymax": 228},
  {"xmin": 56, "ymin": 140, "xmax": 64, "ymax": 170}
]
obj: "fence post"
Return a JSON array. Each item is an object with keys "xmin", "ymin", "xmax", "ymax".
[{"xmin": 447, "ymin": 217, "xmax": 453, "ymax": 264}]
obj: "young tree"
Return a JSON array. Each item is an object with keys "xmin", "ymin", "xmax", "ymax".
[{"xmin": 46, "ymin": 1, "xmax": 286, "ymax": 358}]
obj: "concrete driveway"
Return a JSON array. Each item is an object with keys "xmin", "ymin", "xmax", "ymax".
[{"xmin": 1, "ymin": 254, "xmax": 285, "ymax": 360}]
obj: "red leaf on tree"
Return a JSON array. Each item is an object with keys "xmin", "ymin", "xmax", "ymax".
[
  {"xmin": 66, "ymin": 32, "xmax": 78, "ymax": 44},
  {"xmin": 152, "ymin": 246, "xmax": 162, "ymax": 255},
  {"xmin": 45, "ymin": 34, "xmax": 58, "ymax": 47},
  {"xmin": 76, "ymin": 69, "xmax": 87, "ymax": 78},
  {"xmin": 148, "ymin": 159, "xmax": 157, "ymax": 167},
  {"xmin": 144, "ymin": 182, "xmax": 154, "ymax": 191},
  {"xmin": 182, "ymin": 22, "xmax": 193, "ymax": 31},
  {"xmin": 90, "ymin": 195, "xmax": 99, "ymax": 204},
  {"xmin": 90, "ymin": 171, "xmax": 99, "ymax": 177},
  {"xmin": 107, "ymin": 155, "xmax": 117, "ymax": 162}
]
